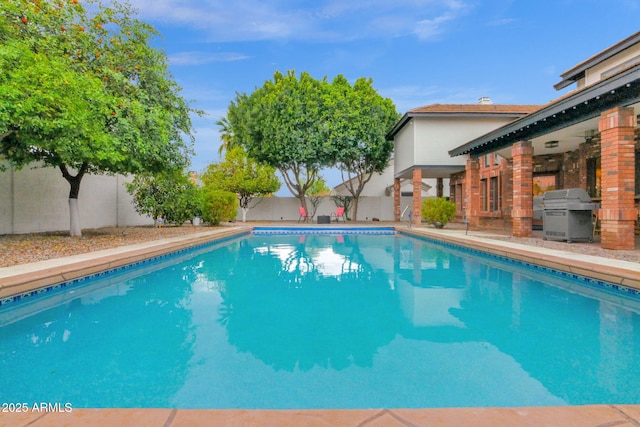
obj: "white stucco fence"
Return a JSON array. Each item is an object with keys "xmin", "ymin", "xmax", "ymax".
[
  {"xmin": 0, "ymin": 162, "xmax": 421, "ymax": 234},
  {"xmin": 0, "ymin": 162, "xmax": 149, "ymax": 234},
  {"xmin": 237, "ymin": 195, "xmax": 418, "ymax": 223}
]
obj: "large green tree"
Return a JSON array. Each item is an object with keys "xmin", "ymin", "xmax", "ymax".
[
  {"xmin": 201, "ymin": 147, "xmax": 281, "ymax": 222},
  {"xmin": 227, "ymin": 71, "xmax": 335, "ymax": 212},
  {"xmin": 222, "ymin": 71, "xmax": 397, "ymax": 219},
  {"xmin": 0, "ymin": 0, "xmax": 197, "ymax": 236},
  {"xmin": 327, "ymin": 75, "xmax": 399, "ymax": 220}
]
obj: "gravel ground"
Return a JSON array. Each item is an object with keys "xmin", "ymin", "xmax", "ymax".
[
  {"xmin": 1, "ymin": 224, "xmax": 639, "ymax": 269},
  {"xmin": 0, "ymin": 226, "xmax": 208, "ymax": 268},
  {"xmin": 484, "ymin": 233, "xmax": 640, "ymax": 264}
]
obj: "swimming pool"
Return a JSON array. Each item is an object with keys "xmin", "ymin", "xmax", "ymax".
[{"xmin": 1, "ymin": 229, "xmax": 639, "ymax": 409}]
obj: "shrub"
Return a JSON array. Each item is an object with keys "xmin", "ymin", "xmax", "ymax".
[
  {"xmin": 201, "ymin": 190, "xmax": 238, "ymax": 225},
  {"xmin": 126, "ymin": 172, "xmax": 202, "ymax": 225},
  {"xmin": 421, "ymin": 197, "xmax": 456, "ymax": 228}
]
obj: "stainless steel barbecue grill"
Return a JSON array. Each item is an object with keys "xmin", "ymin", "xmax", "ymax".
[{"xmin": 541, "ymin": 189, "xmax": 599, "ymax": 243}]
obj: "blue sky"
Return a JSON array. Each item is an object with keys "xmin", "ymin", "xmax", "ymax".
[{"xmin": 127, "ymin": 0, "xmax": 639, "ymax": 191}]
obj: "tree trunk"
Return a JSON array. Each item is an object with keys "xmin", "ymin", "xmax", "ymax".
[
  {"xmin": 241, "ymin": 207, "xmax": 248, "ymax": 222},
  {"xmin": 68, "ymin": 198, "xmax": 82, "ymax": 237},
  {"xmin": 297, "ymin": 194, "xmax": 308, "ymax": 215},
  {"xmin": 352, "ymin": 197, "xmax": 359, "ymax": 221},
  {"xmin": 60, "ymin": 163, "xmax": 88, "ymax": 237}
]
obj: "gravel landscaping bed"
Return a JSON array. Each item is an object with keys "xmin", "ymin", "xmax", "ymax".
[{"xmin": 0, "ymin": 226, "xmax": 209, "ymax": 268}]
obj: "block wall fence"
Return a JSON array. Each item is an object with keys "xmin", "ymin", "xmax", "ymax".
[{"xmin": 0, "ymin": 162, "xmax": 419, "ymax": 234}]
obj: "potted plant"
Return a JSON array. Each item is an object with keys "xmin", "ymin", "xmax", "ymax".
[{"xmin": 421, "ymin": 197, "xmax": 456, "ymax": 228}]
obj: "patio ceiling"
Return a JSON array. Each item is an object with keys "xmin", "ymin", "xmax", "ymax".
[{"xmin": 448, "ymin": 64, "xmax": 640, "ymax": 159}]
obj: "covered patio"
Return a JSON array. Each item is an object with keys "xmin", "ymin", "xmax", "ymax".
[{"xmin": 449, "ymin": 32, "xmax": 640, "ymax": 250}]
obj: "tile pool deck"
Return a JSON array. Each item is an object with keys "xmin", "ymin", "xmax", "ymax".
[{"xmin": 1, "ymin": 224, "xmax": 640, "ymax": 427}]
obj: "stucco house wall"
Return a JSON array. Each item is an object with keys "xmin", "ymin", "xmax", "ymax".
[
  {"xmin": 394, "ymin": 122, "xmax": 416, "ymax": 177},
  {"xmin": 412, "ymin": 116, "xmax": 507, "ymax": 166}
]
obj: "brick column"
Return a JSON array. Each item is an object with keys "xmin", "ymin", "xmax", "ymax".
[
  {"xmin": 413, "ymin": 169, "xmax": 422, "ymax": 225},
  {"xmin": 598, "ymin": 107, "xmax": 637, "ymax": 250},
  {"xmin": 511, "ymin": 141, "xmax": 533, "ymax": 237},
  {"xmin": 464, "ymin": 157, "xmax": 480, "ymax": 227},
  {"xmin": 393, "ymin": 177, "xmax": 401, "ymax": 222},
  {"xmin": 436, "ymin": 178, "xmax": 444, "ymax": 197}
]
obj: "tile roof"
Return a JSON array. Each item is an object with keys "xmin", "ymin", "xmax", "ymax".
[{"xmin": 407, "ymin": 103, "xmax": 542, "ymax": 114}]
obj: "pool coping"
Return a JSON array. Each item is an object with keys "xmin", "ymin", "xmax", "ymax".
[
  {"xmin": 400, "ymin": 227, "xmax": 640, "ymax": 291},
  {"xmin": 2, "ymin": 405, "xmax": 640, "ymax": 426},
  {"xmin": 1, "ymin": 224, "xmax": 640, "ymax": 426},
  {"xmin": 0, "ymin": 226, "xmax": 252, "ymax": 301}
]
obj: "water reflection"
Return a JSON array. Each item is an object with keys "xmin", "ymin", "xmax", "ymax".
[
  {"xmin": 195, "ymin": 235, "xmax": 401, "ymax": 371},
  {"xmin": 192, "ymin": 233, "xmax": 640, "ymax": 406}
]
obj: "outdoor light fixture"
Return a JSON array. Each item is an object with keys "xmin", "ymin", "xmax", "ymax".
[{"xmin": 544, "ymin": 140, "xmax": 559, "ymax": 148}]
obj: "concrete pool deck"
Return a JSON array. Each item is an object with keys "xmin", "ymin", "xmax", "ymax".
[{"xmin": 1, "ymin": 223, "xmax": 640, "ymax": 426}]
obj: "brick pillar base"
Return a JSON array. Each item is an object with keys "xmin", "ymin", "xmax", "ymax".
[
  {"xmin": 412, "ymin": 169, "xmax": 422, "ymax": 225},
  {"xmin": 512, "ymin": 141, "xmax": 533, "ymax": 237},
  {"xmin": 464, "ymin": 158, "xmax": 480, "ymax": 228},
  {"xmin": 599, "ymin": 107, "xmax": 637, "ymax": 250},
  {"xmin": 512, "ymin": 217, "xmax": 532, "ymax": 237}
]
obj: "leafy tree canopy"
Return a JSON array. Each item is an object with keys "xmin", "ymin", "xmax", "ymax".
[
  {"xmin": 220, "ymin": 70, "xmax": 398, "ymax": 218},
  {"xmin": 201, "ymin": 146, "xmax": 281, "ymax": 222},
  {"xmin": 0, "ymin": 0, "xmax": 199, "ymax": 235},
  {"xmin": 226, "ymin": 70, "xmax": 335, "ymax": 211},
  {"xmin": 327, "ymin": 75, "xmax": 399, "ymax": 220}
]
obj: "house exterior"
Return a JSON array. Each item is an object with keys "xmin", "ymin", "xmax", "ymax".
[
  {"xmin": 387, "ymin": 100, "xmax": 540, "ymax": 225},
  {"xmin": 332, "ymin": 160, "xmax": 433, "ymax": 198},
  {"xmin": 447, "ymin": 31, "xmax": 640, "ymax": 250}
]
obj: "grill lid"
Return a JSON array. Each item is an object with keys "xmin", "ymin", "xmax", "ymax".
[
  {"xmin": 542, "ymin": 188, "xmax": 598, "ymax": 210},
  {"xmin": 542, "ymin": 188, "xmax": 592, "ymax": 202}
]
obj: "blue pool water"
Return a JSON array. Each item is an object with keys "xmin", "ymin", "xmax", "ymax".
[{"xmin": 1, "ymin": 230, "xmax": 640, "ymax": 409}]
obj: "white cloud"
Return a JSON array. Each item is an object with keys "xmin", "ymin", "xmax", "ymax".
[{"xmin": 128, "ymin": 0, "xmax": 470, "ymax": 43}]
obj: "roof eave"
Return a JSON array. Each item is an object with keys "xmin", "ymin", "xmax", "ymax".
[
  {"xmin": 449, "ymin": 64, "xmax": 640, "ymax": 158},
  {"xmin": 553, "ymin": 31, "xmax": 640, "ymax": 91}
]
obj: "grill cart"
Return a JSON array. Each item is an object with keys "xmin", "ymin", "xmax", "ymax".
[{"xmin": 542, "ymin": 189, "xmax": 599, "ymax": 243}]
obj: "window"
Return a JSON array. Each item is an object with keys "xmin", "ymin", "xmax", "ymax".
[
  {"xmin": 533, "ymin": 173, "xmax": 558, "ymax": 196},
  {"xmin": 481, "ymin": 179, "xmax": 488, "ymax": 211},
  {"xmin": 494, "ymin": 154, "xmax": 501, "ymax": 165},
  {"xmin": 490, "ymin": 176, "xmax": 499, "ymax": 211},
  {"xmin": 586, "ymin": 158, "xmax": 601, "ymax": 198}
]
